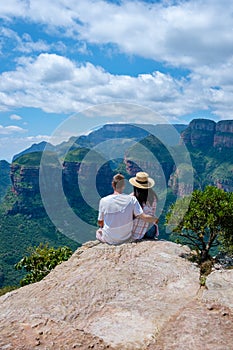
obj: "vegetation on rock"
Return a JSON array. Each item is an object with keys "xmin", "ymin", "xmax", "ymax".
[
  {"xmin": 166, "ymin": 186, "xmax": 233, "ymax": 262},
  {"xmin": 15, "ymin": 243, "xmax": 73, "ymax": 286}
]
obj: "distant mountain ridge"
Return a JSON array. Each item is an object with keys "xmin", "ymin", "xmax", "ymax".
[
  {"xmin": 7, "ymin": 119, "xmax": 233, "ymax": 164},
  {"xmin": 4, "ymin": 119, "xmax": 233, "ymax": 215},
  {"xmin": 12, "ymin": 123, "xmax": 187, "ymax": 162},
  {"xmin": 12, "ymin": 141, "xmax": 55, "ymax": 162}
]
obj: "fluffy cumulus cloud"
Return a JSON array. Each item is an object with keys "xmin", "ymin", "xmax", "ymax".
[
  {"xmin": 2, "ymin": 0, "xmax": 231, "ymax": 68},
  {"xmin": 1, "ymin": 52, "xmax": 232, "ymax": 119},
  {"xmin": 0, "ymin": 0, "xmax": 233, "ymax": 120},
  {"xmin": 0, "ymin": 53, "xmax": 197, "ymax": 118}
]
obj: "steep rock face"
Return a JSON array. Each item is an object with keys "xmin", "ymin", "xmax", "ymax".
[
  {"xmin": 10, "ymin": 164, "xmax": 40, "ymax": 195},
  {"xmin": 181, "ymin": 119, "xmax": 233, "ymax": 149},
  {"xmin": 8, "ymin": 164, "xmax": 44, "ymax": 217},
  {"xmin": 168, "ymin": 165, "xmax": 195, "ymax": 197},
  {"xmin": 214, "ymin": 120, "xmax": 233, "ymax": 148},
  {"xmin": 0, "ymin": 240, "xmax": 232, "ymax": 350},
  {"xmin": 181, "ymin": 119, "xmax": 216, "ymax": 148}
]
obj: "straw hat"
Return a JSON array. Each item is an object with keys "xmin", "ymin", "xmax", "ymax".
[{"xmin": 129, "ymin": 172, "xmax": 155, "ymax": 189}]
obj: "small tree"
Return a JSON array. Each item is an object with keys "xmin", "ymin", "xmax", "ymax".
[
  {"xmin": 166, "ymin": 186, "xmax": 233, "ymax": 262},
  {"xmin": 15, "ymin": 243, "xmax": 73, "ymax": 286}
]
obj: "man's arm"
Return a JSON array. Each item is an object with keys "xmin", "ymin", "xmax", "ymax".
[{"xmin": 138, "ymin": 212, "xmax": 159, "ymax": 224}]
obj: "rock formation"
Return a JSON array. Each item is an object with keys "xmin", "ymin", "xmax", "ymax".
[
  {"xmin": 181, "ymin": 118, "xmax": 216, "ymax": 148},
  {"xmin": 0, "ymin": 240, "xmax": 232, "ymax": 350},
  {"xmin": 8, "ymin": 120, "xmax": 233, "ymax": 208},
  {"xmin": 10, "ymin": 164, "xmax": 40, "ymax": 195},
  {"xmin": 214, "ymin": 120, "xmax": 233, "ymax": 148},
  {"xmin": 181, "ymin": 118, "xmax": 233, "ymax": 149}
]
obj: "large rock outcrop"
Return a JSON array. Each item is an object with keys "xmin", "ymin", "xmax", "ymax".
[
  {"xmin": 10, "ymin": 164, "xmax": 40, "ymax": 195},
  {"xmin": 180, "ymin": 119, "xmax": 216, "ymax": 148},
  {"xmin": 181, "ymin": 119, "xmax": 233, "ymax": 149},
  {"xmin": 214, "ymin": 120, "xmax": 233, "ymax": 148},
  {"xmin": 0, "ymin": 240, "xmax": 233, "ymax": 350}
]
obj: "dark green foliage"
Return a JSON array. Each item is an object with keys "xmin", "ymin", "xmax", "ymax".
[
  {"xmin": 187, "ymin": 146, "xmax": 233, "ymax": 190},
  {"xmin": 0, "ymin": 285, "xmax": 18, "ymax": 296},
  {"xmin": 13, "ymin": 151, "xmax": 57, "ymax": 167},
  {"xmin": 13, "ymin": 152, "xmax": 42, "ymax": 166},
  {"xmin": 0, "ymin": 204, "xmax": 79, "ymax": 287},
  {"xmin": 166, "ymin": 186, "xmax": 233, "ymax": 261},
  {"xmin": 0, "ymin": 160, "xmax": 11, "ymax": 201},
  {"xmin": 15, "ymin": 244, "xmax": 73, "ymax": 286},
  {"xmin": 63, "ymin": 147, "xmax": 95, "ymax": 162}
]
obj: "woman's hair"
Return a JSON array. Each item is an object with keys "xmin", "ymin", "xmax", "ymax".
[
  {"xmin": 112, "ymin": 173, "xmax": 125, "ymax": 191},
  {"xmin": 133, "ymin": 186, "xmax": 157, "ymax": 207}
]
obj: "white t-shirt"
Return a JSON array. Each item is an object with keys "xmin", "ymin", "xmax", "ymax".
[{"xmin": 98, "ymin": 193, "xmax": 143, "ymax": 244}]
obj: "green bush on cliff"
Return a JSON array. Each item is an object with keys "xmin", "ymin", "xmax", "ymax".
[
  {"xmin": 166, "ymin": 186, "xmax": 233, "ymax": 262},
  {"xmin": 15, "ymin": 243, "xmax": 73, "ymax": 286}
]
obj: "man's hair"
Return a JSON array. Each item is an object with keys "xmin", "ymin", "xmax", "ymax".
[{"xmin": 112, "ymin": 173, "xmax": 125, "ymax": 191}]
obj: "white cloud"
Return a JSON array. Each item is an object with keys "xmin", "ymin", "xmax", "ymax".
[
  {"xmin": 1, "ymin": 0, "xmax": 233, "ymax": 68},
  {"xmin": 18, "ymin": 0, "xmax": 232, "ymax": 69},
  {"xmin": 0, "ymin": 52, "xmax": 233, "ymax": 120},
  {"xmin": 0, "ymin": 26, "xmax": 54, "ymax": 55},
  {"xmin": 9, "ymin": 114, "xmax": 22, "ymax": 120},
  {"xmin": 17, "ymin": 33, "xmax": 50, "ymax": 54},
  {"xmin": 0, "ymin": 53, "xmax": 187, "ymax": 117},
  {"xmin": 0, "ymin": 125, "xmax": 27, "ymax": 134},
  {"xmin": 0, "ymin": 1, "xmax": 233, "ymax": 120}
]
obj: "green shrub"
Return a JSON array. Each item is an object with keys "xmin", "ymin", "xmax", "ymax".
[
  {"xmin": 166, "ymin": 186, "xmax": 233, "ymax": 262},
  {"xmin": 15, "ymin": 243, "xmax": 73, "ymax": 286}
]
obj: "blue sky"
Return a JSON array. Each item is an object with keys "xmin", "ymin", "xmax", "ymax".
[{"xmin": 0, "ymin": 0, "xmax": 233, "ymax": 161}]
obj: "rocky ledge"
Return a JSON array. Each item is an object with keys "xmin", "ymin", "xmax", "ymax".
[{"xmin": 0, "ymin": 240, "xmax": 233, "ymax": 350}]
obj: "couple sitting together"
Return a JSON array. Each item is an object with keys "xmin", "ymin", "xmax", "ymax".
[{"xmin": 96, "ymin": 172, "xmax": 159, "ymax": 245}]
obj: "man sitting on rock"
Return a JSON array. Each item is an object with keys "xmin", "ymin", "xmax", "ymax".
[{"xmin": 96, "ymin": 173, "xmax": 158, "ymax": 245}]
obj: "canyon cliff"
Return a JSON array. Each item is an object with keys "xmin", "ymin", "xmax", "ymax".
[
  {"xmin": 7, "ymin": 120, "xmax": 233, "ymax": 215},
  {"xmin": 0, "ymin": 240, "xmax": 233, "ymax": 350},
  {"xmin": 181, "ymin": 119, "xmax": 233, "ymax": 149}
]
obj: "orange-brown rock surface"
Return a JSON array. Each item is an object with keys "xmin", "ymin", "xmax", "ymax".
[{"xmin": 0, "ymin": 240, "xmax": 232, "ymax": 350}]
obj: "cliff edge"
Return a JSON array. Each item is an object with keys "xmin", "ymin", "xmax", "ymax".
[{"xmin": 0, "ymin": 240, "xmax": 233, "ymax": 350}]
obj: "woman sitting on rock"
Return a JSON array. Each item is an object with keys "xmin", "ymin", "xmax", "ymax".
[{"xmin": 129, "ymin": 172, "xmax": 159, "ymax": 240}]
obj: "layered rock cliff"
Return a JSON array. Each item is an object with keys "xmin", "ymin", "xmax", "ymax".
[
  {"xmin": 214, "ymin": 120, "xmax": 233, "ymax": 148},
  {"xmin": 0, "ymin": 240, "xmax": 232, "ymax": 350},
  {"xmin": 10, "ymin": 163, "xmax": 40, "ymax": 195},
  {"xmin": 9, "ymin": 148, "xmax": 114, "ymax": 218},
  {"xmin": 181, "ymin": 118, "xmax": 216, "ymax": 148},
  {"xmin": 7, "ymin": 120, "xmax": 233, "ymax": 212},
  {"xmin": 181, "ymin": 119, "xmax": 233, "ymax": 149}
]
